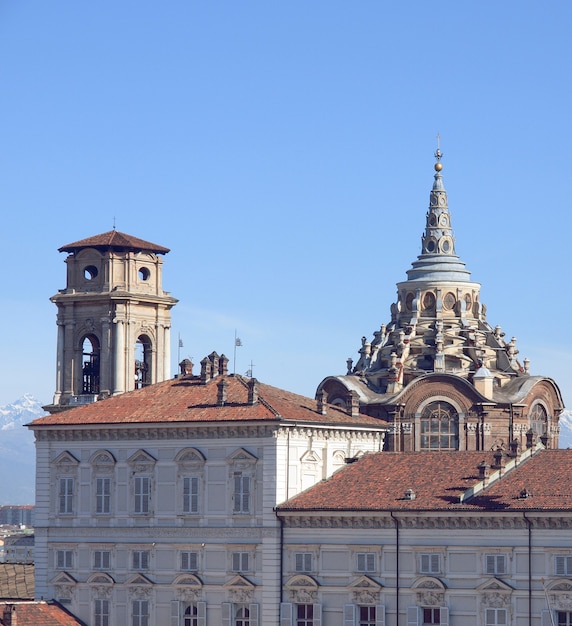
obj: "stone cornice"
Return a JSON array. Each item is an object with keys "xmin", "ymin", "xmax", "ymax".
[
  {"xmin": 280, "ymin": 514, "xmax": 572, "ymax": 530},
  {"xmin": 42, "ymin": 526, "xmax": 278, "ymax": 539}
]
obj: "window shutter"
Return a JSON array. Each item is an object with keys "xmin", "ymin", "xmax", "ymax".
[
  {"xmin": 440, "ymin": 607, "xmax": 449, "ymax": 626},
  {"xmin": 357, "ymin": 553, "xmax": 366, "ymax": 571},
  {"xmin": 221, "ymin": 602, "xmax": 232, "ymax": 626},
  {"xmin": 313, "ymin": 603, "xmax": 322, "ymax": 626},
  {"xmin": 171, "ymin": 600, "xmax": 179, "ymax": 626},
  {"xmin": 280, "ymin": 602, "xmax": 293, "ymax": 626},
  {"xmin": 343, "ymin": 603, "xmax": 355, "ymax": 626},
  {"xmin": 420, "ymin": 554, "xmax": 429, "ymax": 573},
  {"xmin": 367, "ymin": 553, "xmax": 375, "ymax": 571},
  {"xmin": 232, "ymin": 553, "xmax": 240, "ymax": 571},
  {"xmin": 249, "ymin": 603, "xmax": 259, "ymax": 626},
  {"xmin": 376, "ymin": 604, "xmax": 386, "ymax": 626},
  {"xmin": 407, "ymin": 606, "xmax": 420, "ymax": 626},
  {"xmin": 431, "ymin": 554, "xmax": 440, "ymax": 573},
  {"xmin": 486, "ymin": 555, "xmax": 495, "ymax": 574},
  {"xmin": 142, "ymin": 551, "xmax": 149, "ymax": 569},
  {"xmin": 197, "ymin": 601, "xmax": 207, "ymax": 626},
  {"xmin": 541, "ymin": 610, "xmax": 552, "ymax": 626},
  {"xmin": 556, "ymin": 556, "xmax": 566, "ymax": 575}
]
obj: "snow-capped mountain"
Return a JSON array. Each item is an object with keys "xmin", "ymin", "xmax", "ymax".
[
  {"xmin": 558, "ymin": 409, "xmax": 572, "ymax": 448},
  {"xmin": 0, "ymin": 395, "xmax": 46, "ymax": 505}
]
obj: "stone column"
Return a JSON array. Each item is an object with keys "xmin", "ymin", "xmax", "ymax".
[{"xmin": 113, "ymin": 319, "xmax": 125, "ymax": 395}]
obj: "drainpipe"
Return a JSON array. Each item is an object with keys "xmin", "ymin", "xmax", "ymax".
[
  {"xmin": 523, "ymin": 512, "xmax": 532, "ymax": 626},
  {"xmin": 390, "ymin": 512, "xmax": 400, "ymax": 626}
]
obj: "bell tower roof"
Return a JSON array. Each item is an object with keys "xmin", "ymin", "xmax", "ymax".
[{"xmin": 59, "ymin": 230, "xmax": 170, "ymax": 255}]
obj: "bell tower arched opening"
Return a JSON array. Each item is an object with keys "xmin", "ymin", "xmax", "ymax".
[
  {"xmin": 135, "ymin": 335, "xmax": 152, "ymax": 389},
  {"xmin": 81, "ymin": 335, "xmax": 100, "ymax": 395}
]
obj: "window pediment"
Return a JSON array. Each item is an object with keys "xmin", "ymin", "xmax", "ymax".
[
  {"xmin": 227, "ymin": 448, "xmax": 258, "ymax": 467},
  {"xmin": 477, "ymin": 578, "xmax": 514, "ymax": 593},
  {"xmin": 173, "ymin": 574, "xmax": 203, "ymax": 587},
  {"xmin": 412, "ymin": 576, "xmax": 446, "ymax": 590},
  {"xmin": 349, "ymin": 575, "xmax": 382, "ymax": 591},
  {"xmin": 128, "ymin": 449, "xmax": 156, "ymax": 471},
  {"xmin": 88, "ymin": 573, "xmax": 114, "ymax": 585},
  {"xmin": 223, "ymin": 575, "xmax": 256, "ymax": 591},
  {"xmin": 53, "ymin": 451, "xmax": 79, "ymax": 471},
  {"xmin": 175, "ymin": 447, "xmax": 206, "ymax": 469},
  {"xmin": 51, "ymin": 572, "xmax": 77, "ymax": 584},
  {"xmin": 126, "ymin": 573, "xmax": 153, "ymax": 586},
  {"xmin": 90, "ymin": 449, "xmax": 116, "ymax": 469},
  {"xmin": 301, "ymin": 450, "xmax": 321, "ymax": 463},
  {"xmin": 285, "ymin": 574, "xmax": 319, "ymax": 591}
]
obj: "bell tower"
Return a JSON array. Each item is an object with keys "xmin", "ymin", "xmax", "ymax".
[{"xmin": 45, "ymin": 230, "xmax": 178, "ymax": 413}]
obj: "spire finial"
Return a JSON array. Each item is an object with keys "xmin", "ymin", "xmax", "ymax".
[{"xmin": 434, "ymin": 134, "xmax": 443, "ymax": 171}]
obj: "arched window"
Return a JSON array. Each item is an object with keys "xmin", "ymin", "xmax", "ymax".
[
  {"xmin": 82, "ymin": 335, "xmax": 100, "ymax": 394},
  {"xmin": 420, "ymin": 401, "xmax": 459, "ymax": 450},
  {"xmin": 530, "ymin": 403, "xmax": 548, "ymax": 437},
  {"xmin": 135, "ymin": 335, "xmax": 152, "ymax": 388}
]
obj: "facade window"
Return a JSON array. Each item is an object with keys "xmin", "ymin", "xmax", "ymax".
[
  {"xmin": 419, "ymin": 553, "xmax": 441, "ymax": 575},
  {"xmin": 235, "ymin": 605, "xmax": 251, "ymax": 626},
  {"xmin": 181, "ymin": 551, "xmax": 199, "ymax": 572},
  {"xmin": 96, "ymin": 477, "xmax": 112, "ymax": 514},
  {"xmin": 56, "ymin": 549, "xmax": 73, "ymax": 569},
  {"xmin": 82, "ymin": 335, "xmax": 100, "ymax": 394},
  {"xmin": 94, "ymin": 550, "xmax": 111, "ymax": 570},
  {"xmin": 132, "ymin": 599, "xmax": 150, "ymax": 626},
  {"xmin": 420, "ymin": 401, "xmax": 459, "ymax": 450},
  {"xmin": 357, "ymin": 552, "xmax": 376, "ymax": 573},
  {"xmin": 485, "ymin": 554, "xmax": 507, "ymax": 575},
  {"xmin": 232, "ymin": 551, "xmax": 250, "ymax": 573},
  {"xmin": 556, "ymin": 556, "xmax": 572, "ymax": 576},
  {"xmin": 423, "ymin": 608, "xmax": 441, "ymax": 625},
  {"xmin": 295, "ymin": 552, "xmax": 313, "ymax": 573},
  {"xmin": 485, "ymin": 608, "xmax": 507, "ymax": 626},
  {"xmin": 59, "ymin": 477, "xmax": 74, "ymax": 514},
  {"xmin": 233, "ymin": 472, "xmax": 251, "ymax": 514},
  {"xmin": 183, "ymin": 476, "xmax": 200, "ymax": 514},
  {"xmin": 134, "ymin": 476, "xmax": 151, "ymax": 514},
  {"xmin": 296, "ymin": 604, "xmax": 314, "ymax": 626},
  {"xmin": 183, "ymin": 604, "xmax": 199, "ymax": 626},
  {"xmin": 359, "ymin": 606, "xmax": 377, "ymax": 626},
  {"xmin": 558, "ymin": 612, "xmax": 572, "ymax": 626},
  {"xmin": 94, "ymin": 598, "xmax": 110, "ymax": 626},
  {"xmin": 132, "ymin": 550, "xmax": 150, "ymax": 570},
  {"xmin": 530, "ymin": 403, "xmax": 548, "ymax": 437}
]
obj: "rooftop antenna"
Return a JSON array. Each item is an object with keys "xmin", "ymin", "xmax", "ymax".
[
  {"xmin": 233, "ymin": 330, "xmax": 242, "ymax": 375},
  {"xmin": 245, "ymin": 360, "xmax": 255, "ymax": 378},
  {"xmin": 435, "ymin": 133, "xmax": 443, "ymax": 163},
  {"xmin": 113, "ymin": 216, "xmax": 116, "ymax": 230}
]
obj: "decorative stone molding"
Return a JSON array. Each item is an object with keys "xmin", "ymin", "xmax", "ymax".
[
  {"xmin": 285, "ymin": 575, "xmax": 319, "ymax": 603},
  {"xmin": 173, "ymin": 574, "xmax": 203, "ymax": 602},
  {"xmin": 224, "ymin": 575, "xmax": 255, "ymax": 602},
  {"xmin": 349, "ymin": 576, "xmax": 381, "ymax": 605}
]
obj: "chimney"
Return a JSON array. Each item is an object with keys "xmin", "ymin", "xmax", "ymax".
[
  {"xmin": 346, "ymin": 390, "xmax": 360, "ymax": 418},
  {"xmin": 217, "ymin": 378, "xmax": 228, "ymax": 406},
  {"xmin": 208, "ymin": 352, "xmax": 220, "ymax": 378},
  {"xmin": 248, "ymin": 379, "xmax": 258, "ymax": 405},
  {"xmin": 492, "ymin": 448, "xmax": 504, "ymax": 470},
  {"xmin": 478, "ymin": 461, "xmax": 490, "ymax": 483},
  {"xmin": 179, "ymin": 359, "xmax": 193, "ymax": 377},
  {"xmin": 200, "ymin": 357, "xmax": 212, "ymax": 384},
  {"xmin": 508, "ymin": 438, "xmax": 520, "ymax": 459},
  {"xmin": 316, "ymin": 389, "xmax": 327, "ymax": 416},
  {"xmin": 219, "ymin": 354, "xmax": 229, "ymax": 376},
  {"xmin": 3, "ymin": 605, "xmax": 15, "ymax": 626}
]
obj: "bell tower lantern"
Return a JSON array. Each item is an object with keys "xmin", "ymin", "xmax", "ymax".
[{"xmin": 45, "ymin": 230, "xmax": 178, "ymax": 413}]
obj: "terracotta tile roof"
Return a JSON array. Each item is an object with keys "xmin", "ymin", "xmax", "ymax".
[
  {"xmin": 0, "ymin": 564, "xmax": 34, "ymax": 600},
  {"xmin": 0, "ymin": 601, "xmax": 86, "ymax": 625},
  {"xmin": 277, "ymin": 449, "xmax": 572, "ymax": 513},
  {"xmin": 29, "ymin": 376, "xmax": 386, "ymax": 429},
  {"xmin": 58, "ymin": 230, "xmax": 170, "ymax": 254}
]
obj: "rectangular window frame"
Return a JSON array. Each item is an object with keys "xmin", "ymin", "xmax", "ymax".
[
  {"xmin": 231, "ymin": 551, "xmax": 250, "ymax": 573},
  {"xmin": 94, "ymin": 598, "xmax": 110, "ymax": 626},
  {"xmin": 181, "ymin": 550, "xmax": 199, "ymax": 572},
  {"xmin": 56, "ymin": 549, "xmax": 73, "ymax": 569},
  {"xmin": 419, "ymin": 553, "xmax": 441, "ymax": 575},
  {"xmin": 485, "ymin": 554, "xmax": 507, "ymax": 576},
  {"xmin": 132, "ymin": 550, "xmax": 150, "ymax": 571},
  {"xmin": 59, "ymin": 477, "xmax": 74, "ymax": 515},
  {"xmin": 357, "ymin": 552, "xmax": 376, "ymax": 573},
  {"xmin": 183, "ymin": 476, "xmax": 200, "ymax": 514},
  {"xmin": 556, "ymin": 556, "xmax": 572, "ymax": 576},
  {"xmin": 485, "ymin": 608, "xmax": 507, "ymax": 626},
  {"xmin": 95, "ymin": 477, "xmax": 112, "ymax": 515},
  {"xmin": 94, "ymin": 550, "xmax": 111, "ymax": 570},
  {"xmin": 295, "ymin": 552, "xmax": 313, "ymax": 573},
  {"xmin": 134, "ymin": 476, "xmax": 151, "ymax": 515},
  {"xmin": 132, "ymin": 599, "xmax": 150, "ymax": 626},
  {"xmin": 232, "ymin": 472, "xmax": 251, "ymax": 515}
]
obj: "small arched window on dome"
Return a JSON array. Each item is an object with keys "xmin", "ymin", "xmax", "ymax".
[
  {"xmin": 81, "ymin": 335, "xmax": 100, "ymax": 394},
  {"xmin": 529, "ymin": 403, "xmax": 548, "ymax": 438},
  {"xmin": 420, "ymin": 401, "xmax": 459, "ymax": 450}
]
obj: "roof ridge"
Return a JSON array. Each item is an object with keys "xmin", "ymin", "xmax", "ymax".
[{"xmin": 236, "ymin": 375, "xmax": 282, "ymax": 418}]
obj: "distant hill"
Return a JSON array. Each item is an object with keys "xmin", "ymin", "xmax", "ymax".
[
  {"xmin": 0, "ymin": 395, "xmax": 46, "ymax": 504},
  {"xmin": 559, "ymin": 409, "xmax": 572, "ymax": 448}
]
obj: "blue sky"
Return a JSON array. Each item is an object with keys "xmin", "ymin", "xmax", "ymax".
[{"xmin": 0, "ymin": 2, "xmax": 571, "ymax": 409}]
